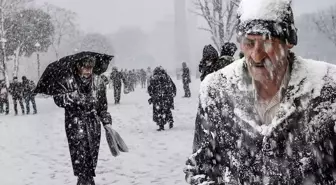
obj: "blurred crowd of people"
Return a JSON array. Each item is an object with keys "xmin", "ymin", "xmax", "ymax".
[{"xmin": 0, "ymin": 76, "xmax": 37, "ymax": 115}]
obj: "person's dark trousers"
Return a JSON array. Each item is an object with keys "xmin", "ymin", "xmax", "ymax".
[
  {"xmin": 13, "ymin": 97, "xmax": 25, "ymax": 115},
  {"xmin": 183, "ymin": 83, "xmax": 191, "ymax": 97},
  {"xmin": 114, "ymin": 84, "xmax": 121, "ymax": 104},
  {"xmin": 24, "ymin": 94, "xmax": 37, "ymax": 114},
  {"xmin": 0, "ymin": 97, "xmax": 9, "ymax": 114}
]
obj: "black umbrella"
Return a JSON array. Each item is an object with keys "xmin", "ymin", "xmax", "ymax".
[{"xmin": 34, "ymin": 51, "xmax": 114, "ymax": 95}]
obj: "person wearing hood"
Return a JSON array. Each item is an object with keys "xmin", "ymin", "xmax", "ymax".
[
  {"xmin": 22, "ymin": 76, "xmax": 37, "ymax": 114},
  {"xmin": 218, "ymin": 42, "xmax": 237, "ymax": 68},
  {"xmin": 148, "ymin": 67, "xmax": 176, "ymax": 131},
  {"xmin": 185, "ymin": 0, "xmax": 336, "ymax": 184},
  {"xmin": 53, "ymin": 56, "xmax": 113, "ymax": 185},
  {"xmin": 198, "ymin": 44, "xmax": 219, "ymax": 81}
]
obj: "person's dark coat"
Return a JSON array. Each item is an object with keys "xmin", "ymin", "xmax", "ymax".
[
  {"xmin": 110, "ymin": 70, "xmax": 124, "ymax": 103},
  {"xmin": 9, "ymin": 81, "xmax": 23, "ymax": 99},
  {"xmin": 199, "ymin": 45, "xmax": 219, "ymax": 81},
  {"xmin": 185, "ymin": 53, "xmax": 336, "ymax": 184},
  {"xmin": 9, "ymin": 81, "xmax": 25, "ymax": 114},
  {"xmin": 110, "ymin": 70, "xmax": 123, "ymax": 87},
  {"xmin": 182, "ymin": 66, "xmax": 191, "ymax": 97},
  {"xmin": 22, "ymin": 78, "xmax": 36, "ymax": 97},
  {"xmin": 182, "ymin": 67, "xmax": 191, "ymax": 84},
  {"xmin": 53, "ymin": 74, "xmax": 111, "ymax": 177},
  {"xmin": 148, "ymin": 67, "xmax": 176, "ymax": 125},
  {"xmin": 217, "ymin": 55, "xmax": 235, "ymax": 69},
  {"xmin": 22, "ymin": 78, "xmax": 37, "ymax": 114}
]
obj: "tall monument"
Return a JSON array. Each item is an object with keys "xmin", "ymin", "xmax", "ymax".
[{"xmin": 174, "ymin": 0, "xmax": 190, "ymax": 69}]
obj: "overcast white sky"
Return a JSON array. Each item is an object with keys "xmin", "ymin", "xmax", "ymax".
[{"xmin": 35, "ymin": 0, "xmax": 336, "ymax": 34}]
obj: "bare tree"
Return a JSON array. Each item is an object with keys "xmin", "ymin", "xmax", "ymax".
[
  {"xmin": 0, "ymin": 0, "xmax": 32, "ymax": 87},
  {"xmin": 43, "ymin": 3, "xmax": 78, "ymax": 60},
  {"xmin": 313, "ymin": 5, "xmax": 336, "ymax": 47},
  {"xmin": 193, "ymin": 0, "xmax": 240, "ymax": 51}
]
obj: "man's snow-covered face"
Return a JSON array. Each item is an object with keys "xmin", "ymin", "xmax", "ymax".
[{"xmin": 240, "ymin": 34, "xmax": 289, "ymax": 84}]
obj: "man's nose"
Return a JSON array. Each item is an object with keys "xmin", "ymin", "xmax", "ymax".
[{"xmin": 251, "ymin": 42, "xmax": 267, "ymax": 63}]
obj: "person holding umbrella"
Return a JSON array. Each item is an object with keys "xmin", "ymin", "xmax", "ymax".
[{"xmin": 34, "ymin": 52, "xmax": 128, "ymax": 185}]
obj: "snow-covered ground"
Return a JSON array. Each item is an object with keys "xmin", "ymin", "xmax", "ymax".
[{"xmin": 0, "ymin": 79, "xmax": 200, "ymax": 185}]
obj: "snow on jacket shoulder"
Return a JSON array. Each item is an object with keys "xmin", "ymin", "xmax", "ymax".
[{"xmin": 186, "ymin": 53, "xmax": 336, "ymax": 185}]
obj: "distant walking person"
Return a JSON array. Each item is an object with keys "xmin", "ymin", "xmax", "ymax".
[
  {"xmin": 148, "ymin": 67, "xmax": 176, "ymax": 131},
  {"xmin": 182, "ymin": 62, "xmax": 191, "ymax": 97},
  {"xmin": 140, "ymin": 69, "xmax": 147, "ymax": 88},
  {"xmin": 110, "ymin": 67, "xmax": 124, "ymax": 104},
  {"xmin": 0, "ymin": 80, "xmax": 9, "ymax": 114},
  {"xmin": 9, "ymin": 77, "xmax": 25, "ymax": 115},
  {"xmin": 22, "ymin": 76, "xmax": 37, "ymax": 114}
]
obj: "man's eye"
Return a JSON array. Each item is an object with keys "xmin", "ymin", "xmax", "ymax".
[{"xmin": 243, "ymin": 39, "xmax": 255, "ymax": 48}]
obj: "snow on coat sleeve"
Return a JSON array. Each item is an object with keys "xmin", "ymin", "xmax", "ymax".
[
  {"xmin": 185, "ymin": 73, "xmax": 230, "ymax": 185},
  {"xmin": 95, "ymin": 76, "xmax": 112, "ymax": 126},
  {"xmin": 53, "ymin": 91, "xmax": 84, "ymax": 108}
]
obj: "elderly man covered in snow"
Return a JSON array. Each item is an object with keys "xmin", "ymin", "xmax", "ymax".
[{"xmin": 185, "ymin": 0, "xmax": 336, "ymax": 184}]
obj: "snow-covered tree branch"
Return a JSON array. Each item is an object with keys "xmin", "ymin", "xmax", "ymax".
[
  {"xmin": 0, "ymin": 0, "xmax": 32, "ymax": 88},
  {"xmin": 5, "ymin": 8, "xmax": 54, "ymax": 77},
  {"xmin": 43, "ymin": 3, "xmax": 78, "ymax": 60},
  {"xmin": 193, "ymin": 0, "xmax": 240, "ymax": 51},
  {"xmin": 313, "ymin": 5, "xmax": 336, "ymax": 47}
]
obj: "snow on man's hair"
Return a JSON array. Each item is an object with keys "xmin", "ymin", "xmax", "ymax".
[{"xmin": 238, "ymin": 0, "xmax": 292, "ymax": 22}]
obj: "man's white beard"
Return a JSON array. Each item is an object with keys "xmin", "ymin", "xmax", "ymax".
[{"xmin": 246, "ymin": 57, "xmax": 276, "ymax": 83}]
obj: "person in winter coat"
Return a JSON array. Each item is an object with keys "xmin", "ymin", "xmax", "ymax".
[
  {"xmin": 140, "ymin": 69, "xmax": 147, "ymax": 88},
  {"xmin": 218, "ymin": 42, "xmax": 237, "ymax": 67},
  {"xmin": 9, "ymin": 77, "xmax": 25, "ymax": 115},
  {"xmin": 110, "ymin": 67, "xmax": 124, "ymax": 104},
  {"xmin": 0, "ymin": 80, "xmax": 9, "ymax": 114},
  {"xmin": 185, "ymin": 1, "xmax": 336, "ymax": 184},
  {"xmin": 22, "ymin": 76, "xmax": 37, "ymax": 114},
  {"xmin": 131, "ymin": 69, "xmax": 137, "ymax": 90},
  {"xmin": 127, "ymin": 70, "xmax": 135, "ymax": 92},
  {"xmin": 53, "ymin": 57, "xmax": 113, "ymax": 185},
  {"xmin": 148, "ymin": 67, "xmax": 176, "ymax": 131},
  {"xmin": 198, "ymin": 44, "xmax": 219, "ymax": 81},
  {"xmin": 182, "ymin": 62, "xmax": 191, "ymax": 97}
]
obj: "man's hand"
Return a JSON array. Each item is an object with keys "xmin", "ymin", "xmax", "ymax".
[{"xmin": 100, "ymin": 111, "xmax": 112, "ymax": 126}]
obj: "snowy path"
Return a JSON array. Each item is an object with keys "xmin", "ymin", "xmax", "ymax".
[{"xmin": 0, "ymin": 80, "xmax": 200, "ymax": 185}]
